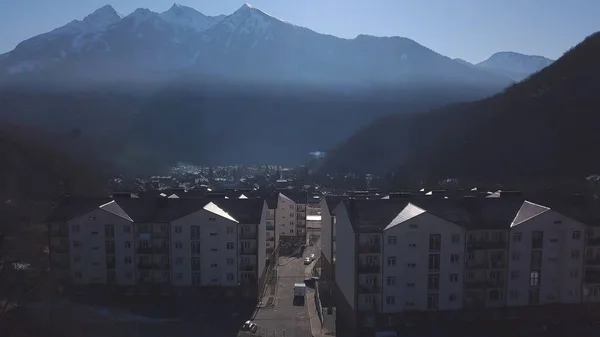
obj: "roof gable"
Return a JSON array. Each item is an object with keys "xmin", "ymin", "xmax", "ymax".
[
  {"xmin": 203, "ymin": 201, "xmax": 238, "ymax": 223},
  {"xmin": 100, "ymin": 200, "xmax": 133, "ymax": 222},
  {"xmin": 511, "ymin": 201, "xmax": 549, "ymax": 227},
  {"xmin": 384, "ymin": 203, "xmax": 425, "ymax": 230}
]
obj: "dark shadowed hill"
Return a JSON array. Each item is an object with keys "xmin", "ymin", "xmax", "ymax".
[
  {"xmin": 0, "ymin": 123, "xmax": 108, "ymax": 200},
  {"xmin": 317, "ymin": 32, "xmax": 600, "ymax": 186}
]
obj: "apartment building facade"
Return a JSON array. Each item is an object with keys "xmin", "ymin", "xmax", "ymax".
[
  {"xmin": 268, "ymin": 192, "xmax": 307, "ymax": 244},
  {"xmin": 319, "ymin": 196, "xmax": 343, "ymax": 281},
  {"xmin": 48, "ymin": 196, "xmax": 267, "ymax": 298},
  {"xmin": 333, "ymin": 196, "xmax": 600, "ymax": 336}
]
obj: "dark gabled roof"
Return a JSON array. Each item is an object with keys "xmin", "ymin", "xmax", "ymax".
[
  {"xmin": 280, "ymin": 191, "xmax": 308, "ymax": 204},
  {"xmin": 342, "ymin": 199, "xmax": 409, "ymax": 233},
  {"xmin": 459, "ymin": 197, "xmax": 524, "ymax": 230},
  {"xmin": 47, "ymin": 196, "xmax": 112, "ymax": 222},
  {"xmin": 212, "ymin": 199, "xmax": 264, "ymax": 224},
  {"xmin": 528, "ymin": 195, "xmax": 600, "ymax": 227},
  {"xmin": 115, "ymin": 198, "xmax": 210, "ymax": 223},
  {"xmin": 325, "ymin": 196, "xmax": 346, "ymax": 216},
  {"xmin": 265, "ymin": 196, "xmax": 278, "ymax": 209}
]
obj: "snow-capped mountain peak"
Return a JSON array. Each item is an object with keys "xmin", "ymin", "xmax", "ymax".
[
  {"xmin": 82, "ymin": 5, "xmax": 123, "ymax": 32},
  {"xmin": 159, "ymin": 3, "xmax": 224, "ymax": 32}
]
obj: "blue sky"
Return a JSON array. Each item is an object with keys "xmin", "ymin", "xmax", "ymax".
[{"xmin": 0, "ymin": 0, "xmax": 598, "ymax": 63}]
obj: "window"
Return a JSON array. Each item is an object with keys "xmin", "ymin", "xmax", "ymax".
[
  {"xmin": 226, "ymin": 242, "xmax": 234, "ymax": 250},
  {"xmin": 573, "ymin": 231, "xmax": 581, "ymax": 240},
  {"xmin": 210, "ymin": 263, "xmax": 218, "ymax": 268},
  {"xmin": 92, "ymin": 246, "xmax": 99, "ymax": 250},
  {"xmin": 191, "ymin": 242, "xmax": 201, "ymax": 255},
  {"xmin": 407, "ymin": 263, "xmax": 416, "ymax": 268},
  {"xmin": 226, "ymin": 226, "xmax": 234, "ymax": 234},
  {"xmin": 175, "ymin": 242, "xmax": 183, "ymax": 249},
  {"xmin": 449, "ymin": 274, "xmax": 458, "ymax": 283},
  {"xmin": 364, "ymin": 295, "xmax": 374, "ymax": 304},
  {"xmin": 409, "ymin": 224, "xmax": 418, "ymax": 229},
  {"xmin": 191, "ymin": 273, "xmax": 200, "ymax": 284},
  {"xmin": 175, "ymin": 226, "xmax": 182, "ymax": 233},
  {"xmin": 105, "ymin": 225, "xmax": 114, "ymax": 238},
  {"xmin": 571, "ymin": 250, "xmax": 580, "ymax": 259},
  {"xmin": 512, "ymin": 233, "xmax": 522, "ymax": 242},
  {"xmin": 449, "ymin": 294, "xmax": 457, "ymax": 302},
  {"xmin": 387, "ymin": 257, "xmax": 396, "ymax": 266},
  {"xmin": 428, "ymin": 254, "xmax": 440, "ymax": 271},
  {"xmin": 510, "ymin": 290, "xmax": 518, "ymax": 299},
  {"xmin": 125, "ymin": 241, "xmax": 131, "ymax": 248},
  {"xmin": 290, "ymin": 229, "xmax": 294, "ymax": 234},
  {"xmin": 175, "ymin": 257, "xmax": 183, "ymax": 265},
  {"xmin": 105, "ymin": 241, "xmax": 115, "ymax": 254},
  {"xmin": 511, "ymin": 271, "xmax": 520, "ymax": 280},
  {"xmin": 227, "ymin": 258, "xmax": 234, "ymax": 265},
  {"xmin": 88, "ymin": 216, "xmax": 96, "ymax": 221},
  {"xmin": 427, "ymin": 275, "xmax": 439, "ymax": 290},
  {"xmin": 570, "ymin": 269, "xmax": 579, "ymax": 277},
  {"xmin": 532, "ymin": 231, "xmax": 543, "ymax": 249},
  {"xmin": 387, "ymin": 236, "xmax": 397, "ymax": 245},
  {"xmin": 123, "ymin": 226, "xmax": 131, "ymax": 233},
  {"xmin": 72, "ymin": 241, "xmax": 81, "ymax": 248},
  {"xmin": 74, "ymin": 255, "xmax": 81, "ymax": 263},
  {"xmin": 72, "ymin": 225, "xmax": 80, "ymax": 233},
  {"xmin": 386, "ymin": 277, "xmax": 396, "ymax": 286},
  {"xmin": 405, "ymin": 302, "xmax": 415, "ymax": 307},
  {"xmin": 451, "ymin": 234, "xmax": 460, "ymax": 244},
  {"xmin": 467, "ymin": 252, "xmax": 474, "ymax": 261},
  {"xmin": 408, "ymin": 243, "xmax": 417, "ymax": 248},
  {"xmin": 91, "ymin": 231, "xmax": 98, "ymax": 235},
  {"xmin": 427, "ymin": 294, "xmax": 439, "ymax": 310},
  {"xmin": 208, "ymin": 217, "xmax": 216, "ymax": 221},
  {"xmin": 124, "ymin": 257, "xmax": 132, "ymax": 264},
  {"xmin": 553, "ymin": 220, "xmax": 562, "ymax": 224},
  {"xmin": 429, "ymin": 234, "xmax": 441, "ymax": 251},
  {"xmin": 406, "ymin": 283, "xmax": 415, "ymax": 288},
  {"xmin": 386, "ymin": 296, "xmax": 395, "ymax": 305},
  {"xmin": 210, "ymin": 248, "xmax": 218, "ymax": 252},
  {"xmin": 550, "ymin": 238, "xmax": 558, "ymax": 243},
  {"xmin": 74, "ymin": 271, "xmax": 82, "ymax": 280},
  {"xmin": 489, "ymin": 290, "xmax": 502, "ymax": 301},
  {"xmin": 191, "ymin": 226, "xmax": 201, "ymax": 240},
  {"xmin": 227, "ymin": 273, "xmax": 235, "ymax": 281},
  {"xmin": 528, "ymin": 289, "xmax": 540, "ymax": 304},
  {"xmin": 529, "ymin": 271, "xmax": 541, "ymax": 287},
  {"xmin": 511, "ymin": 252, "xmax": 520, "ymax": 261},
  {"xmin": 450, "ymin": 254, "xmax": 460, "ymax": 263}
]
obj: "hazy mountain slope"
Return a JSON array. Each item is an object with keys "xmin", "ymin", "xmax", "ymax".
[
  {"xmin": 318, "ymin": 32, "xmax": 600, "ymax": 186},
  {"xmin": 476, "ymin": 52, "xmax": 554, "ymax": 81}
]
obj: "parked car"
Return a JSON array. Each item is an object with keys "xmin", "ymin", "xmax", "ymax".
[
  {"xmin": 304, "ymin": 257, "xmax": 312, "ymax": 265},
  {"xmin": 309, "ymin": 253, "xmax": 316, "ymax": 261},
  {"xmin": 242, "ymin": 320, "xmax": 258, "ymax": 333}
]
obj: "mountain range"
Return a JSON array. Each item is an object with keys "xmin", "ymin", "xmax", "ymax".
[
  {"xmin": 456, "ymin": 52, "xmax": 554, "ymax": 81},
  {"xmin": 0, "ymin": 3, "xmax": 561, "ymax": 173},
  {"xmin": 316, "ymin": 31, "xmax": 600, "ymax": 188},
  {"xmin": 0, "ymin": 3, "xmax": 550, "ymax": 86}
]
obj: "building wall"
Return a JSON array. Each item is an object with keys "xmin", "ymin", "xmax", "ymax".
[
  {"xmin": 266, "ymin": 206, "xmax": 276, "ymax": 251},
  {"xmin": 67, "ymin": 208, "xmax": 132, "ymax": 285},
  {"xmin": 276, "ymin": 194, "xmax": 297, "ymax": 237},
  {"xmin": 382, "ymin": 212, "xmax": 465, "ymax": 313},
  {"xmin": 320, "ymin": 199, "xmax": 333, "ymax": 265},
  {"xmin": 257, "ymin": 201, "xmax": 268, "ymax": 278},
  {"xmin": 171, "ymin": 209, "xmax": 239, "ymax": 286},
  {"xmin": 507, "ymin": 210, "xmax": 586, "ymax": 306},
  {"xmin": 334, "ymin": 203, "xmax": 356, "ymax": 310}
]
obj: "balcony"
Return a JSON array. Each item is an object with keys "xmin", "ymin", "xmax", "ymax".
[
  {"xmin": 266, "ymin": 222, "xmax": 275, "ymax": 230},
  {"xmin": 467, "ymin": 240, "xmax": 507, "ymax": 251},
  {"xmin": 52, "ymin": 246, "xmax": 68, "ymax": 254},
  {"xmin": 239, "ymin": 232, "xmax": 257, "ymax": 240},
  {"xmin": 50, "ymin": 229, "xmax": 68, "ymax": 237},
  {"xmin": 296, "ymin": 220, "xmax": 306, "ymax": 228},
  {"xmin": 358, "ymin": 285, "xmax": 380, "ymax": 294},
  {"xmin": 466, "ymin": 261, "xmax": 489, "ymax": 269},
  {"xmin": 358, "ymin": 243, "xmax": 381, "ymax": 254},
  {"xmin": 296, "ymin": 213, "xmax": 306, "ymax": 220},
  {"xmin": 490, "ymin": 261, "xmax": 506, "ymax": 269},
  {"xmin": 266, "ymin": 236, "xmax": 275, "ymax": 241},
  {"xmin": 136, "ymin": 246, "xmax": 169, "ymax": 254},
  {"xmin": 240, "ymin": 265, "xmax": 257, "ymax": 272},
  {"xmin": 137, "ymin": 263, "xmax": 170, "ymax": 270},
  {"xmin": 465, "ymin": 279, "xmax": 504, "ymax": 289},
  {"xmin": 358, "ymin": 264, "xmax": 381, "ymax": 274},
  {"xmin": 240, "ymin": 247, "xmax": 258, "ymax": 255},
  {"xmin": 151, "ymin": 231, "xmax": 170, "ymax": 239},
  {"xmin": 587, "ymin": 237, "xmax": 600, "ymax": 246},
  {"xmin": 106, "ymin": 262, "xmax": 115, "ymax": 270},
  {"xmin": 585, "ymin": 269, "xmax": 600, "ymax": 283},
  {"xmin": 586, "ymin": 258, "xmax": 600, "ymax": 265},
  {"xmin": 241, "ymin": 275, "xmax": 257, "ymax": 284}
]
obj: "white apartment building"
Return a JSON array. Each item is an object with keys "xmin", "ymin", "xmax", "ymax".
[
  {"xmin": 507, "ymin": 201, "xmax": 587, "ymax": 306},
  {"xmin": 270, "ymin": 192, "xmax": 307, "ymax": 241},
  {"xmin": 48, "ymin": 196, "xmax": 267, "ymax": 298},
  {"xmin": 332, "ymin": 195, "xmax": 600, "ymax": 336}
]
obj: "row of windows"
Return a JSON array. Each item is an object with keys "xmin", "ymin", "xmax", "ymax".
[{"xmin": 72, "ymin": 240, "xmax": 249, "ymax": 251}]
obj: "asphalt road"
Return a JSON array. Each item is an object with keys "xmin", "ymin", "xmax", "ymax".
[{"xmin": 252, "ymin": 245, "xmax": 319, "ymax": 337}]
